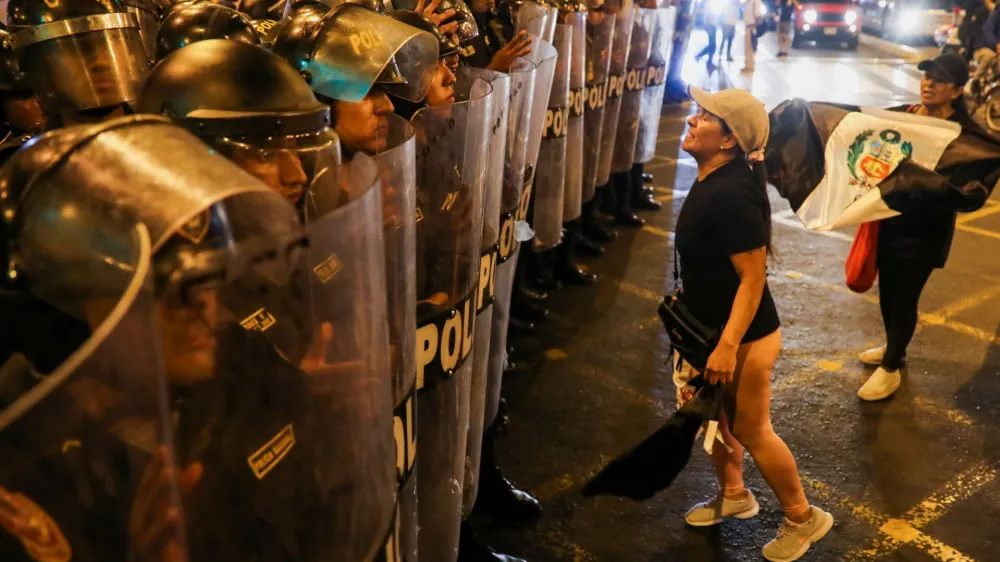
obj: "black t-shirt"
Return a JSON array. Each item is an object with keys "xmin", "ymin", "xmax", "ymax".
[
  {"xmin": 675, "ymin": 158, "xmax": 780, "ymax": 343},
  {"xmin": 778, "ymin": 0, "xmax": 795, "ymax": 22}
]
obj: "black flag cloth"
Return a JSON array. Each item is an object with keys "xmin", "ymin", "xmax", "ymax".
[
  {"xmin": 582, "ymin": 379, "xmax": 722, "ymax": 501},
  {"xmin": 765, "ymin": 99, "xmax": 1000, "ymax": 231}
]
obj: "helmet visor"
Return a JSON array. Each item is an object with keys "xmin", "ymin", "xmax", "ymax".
[
  {"xmin": 14, "ymin": 15, "xmax": 149, "ymax": 112},
  {"xmin": 213, "ymin": 128, "xmax": 344, "ymax": 212}
]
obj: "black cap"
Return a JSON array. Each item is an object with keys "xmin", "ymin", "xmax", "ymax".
[{"xmin": 917, "ymin": 53, "xmax": 970, "ymax": 86}]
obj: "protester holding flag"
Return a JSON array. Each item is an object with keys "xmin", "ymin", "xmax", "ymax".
[
  {"xmin": 857, "ymin": 54, "xmax": 1000, "ymax": 401},
  {"xmin": 678, "ymin": 86, "xmax": 833, "ymax": 562}
]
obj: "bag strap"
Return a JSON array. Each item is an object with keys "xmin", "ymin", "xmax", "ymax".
[{"xmin": 673, "ymin": 246, "xmax": 680, "ymax": 284}]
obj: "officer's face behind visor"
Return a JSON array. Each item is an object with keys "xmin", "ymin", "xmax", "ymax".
[
  {"xmin": 330, "ymin": 88, "xmax": 395, "ymax": 155},
  {"xmin": 214, "ymin": 129, "xmax": 341, "ymax": 207},
  {"xmin": 426, "ymin": 59, "xmax": 457, "ymax": 107},
  {"xmin": 157, "ymin": 288, "xmax": 219, "ymax": 387}
]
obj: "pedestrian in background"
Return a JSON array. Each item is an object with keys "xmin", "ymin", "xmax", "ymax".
[
  {"xmin": 720, "ymin": 0, "xmax": 740, "ymax": 62},
  {"xmin": 776, "ymin": 0, "xmax": 797, "ymax": 56},
  {"xmin": 697, "ymin": 4, "xmax": 720, "ymax": 63},
  {"xmin": 678, "ymin": 86, "xmax": 833, "ymax": 562},
  {"xmin": 858, "ymin": 54, "xmax": 1000, "ymax": 401},
  {"xmin": 743, "ymin": 0, "xmax": 763, "ymax": 72}
]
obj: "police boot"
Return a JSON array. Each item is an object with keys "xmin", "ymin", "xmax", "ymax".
[
  {"xmin": 511, "ymin": 294, "xmax": 549, "ymax": 324},
  {"xmin": 555, "ymin": 221, "xmax": 597, "ymax": 286},
  {"xmin": 458, "ymin": 521, "xmax": 527, "ymax": 562},
  {"xmin": 514, "ymin": 283, "xmax": 548, "ymax": 303},
  {"xmin": 630, "ymin": 164, "xmax": 661, "ymax": 212},
  {"xmin": 612, "ymin": 172, "xmax": 645, "ymax": 228},
  {"xmin": 475, "ymin": 419, "xmax": 542, "ymax": 521},
  {"xmin": 528, "ymin": 248, "xmax": 561, "ymax": 292},
  {"xmin": 642, "ymin": 172, "xmax": 654, "ymax": 183},
  {"xmin": 575, "ymin": 235, "xmax": 604, "ymax": 258},
  {"xmin": 582, "ymin": 191, "xmax": 617, "ymax": 243},
  {"xmin": 508, "ymin": 317, "xmax": 536, "ymax": 334}
]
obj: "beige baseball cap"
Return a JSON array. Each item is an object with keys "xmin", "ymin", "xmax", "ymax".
[{"xmin": 687, "ymin": 86, "xmax": 769, "ymax": 156}]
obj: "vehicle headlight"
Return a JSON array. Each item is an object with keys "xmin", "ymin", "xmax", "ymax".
[
  {"xmin": 804, "ymin": 9, "xmax": 818, "ymax": 23},
  {"xmin": 844, "ymin": 9, "xmax": 858, "ymax": 24},
  {"xmin": 898, "ymin": 9, "xmax": 919, "ymax": 29}
]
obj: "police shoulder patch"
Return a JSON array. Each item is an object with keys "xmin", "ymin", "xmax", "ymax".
[
  {"xmin": 247, "ymin": 424, "xmax": 296, "ymax": 480},
  {"xmin": 176, "ymin": 210, "xmax": 211, "ymax": 244},
  {"xmin": 313, "ymin": 254, "xmax": 343, "ymax": 284},
  {"xmin": 240, "ymin": 308, "xmax": 277, "ymax": 332}
]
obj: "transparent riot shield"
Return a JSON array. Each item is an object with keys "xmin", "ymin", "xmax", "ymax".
[
  {"xmin": 582, "ymin": 11, "xmax": 615, "ymax": 202},
  {"xmin": 544, "ymin": 6, "xmax": 558, "ymax": 41},
  {"xmin": 519, "ymin": 38, "xmax": 558, "ymax": 224},
  {"xmin": 123, "ymin": 0, "xmax": 161, "ymax": 63},
  {"xmin": 562, "ymin": 12, "xmax": 586, "ymax": 222},
  {"xmin": 411, "ymin": 78, "xmax": 492, "ymax": 562},
  {"xmin": 610, "ymin": 6, "xmax": 654, "ymax": 174},
  {"xmin": 1, "ymin": 214, "xmax": 186, "ymax": 562},
  {"xmin": 372, "ymin": 113, "xmax": 419, "ymax": 562},
  {"xmin": 532, "ymin": 23, "xmax": 570, "ymax": 250},
  {"xmin": 515, "ymin": 1, "xmax": 550, "ymax": 38},
  {"xmin": 595, "ymin": 5, "xmax": 633, "ymax": 186},
  {"xmin": 454, "ymin": 67, "xmax": 509, "ymax": 519},
  {"xmin": 293, "ymin": 4, "xmax": 440, "ymax": 102},
  {"xmin": 481, "ymin": 57, "xmax": 535, "ymax": 452},
  {"xmin": 634, "ymin": 5, "xmax": 676, "ymax": 164}
]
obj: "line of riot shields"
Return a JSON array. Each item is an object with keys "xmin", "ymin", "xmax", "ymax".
[{"xmin": 0, "ymin": 0, "xmax": 684, "ymax": 559}]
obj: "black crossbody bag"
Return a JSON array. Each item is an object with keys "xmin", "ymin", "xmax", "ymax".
[{"xmin": 658, "ymin": 248, "xmax": 719, "ymax": 371}]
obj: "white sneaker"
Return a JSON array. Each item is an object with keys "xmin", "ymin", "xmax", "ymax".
[
  {"xmin": 762, "ymin": 506, "xmax": 834, "ymax": 562},
  {"xmin": 684, "ymin": 490, "xmax": 760, "ymax": 527},
  {"xmin": 858, "ymin": 345, "xmax": 885, "ymax": 367},
  {"xmin": 857, "ymin": 367, "xmax": 901, "ymax": 401}
]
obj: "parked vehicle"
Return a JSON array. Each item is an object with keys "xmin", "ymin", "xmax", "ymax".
[
  {"xmin": 793, "ymin": 0, "xmax": 862, "ymax": 49},
  {"xmin": 860, "ymin": 0, "xmax": 956, "ymax": 40}
]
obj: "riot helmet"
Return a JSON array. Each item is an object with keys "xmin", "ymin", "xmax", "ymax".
[
  {"xmin": 552, "ymin": 0, "xmax": 587, "ymax": 13},
  {"xmin": 121, "ymin": 0, "xmax": 161, "ymax": 62},
  {"xmin": 7, "ymin": 0, "xmax": 149, "ymax": 114},
  {"xmin": 0, "ymin": 24, "xmax": 43, "ymax": 134},
  {"xmin": 391, "ymin": 0, "xmax": 479, "ymax": 41},
  {"xmin": 388, "ymin": 10, "xmax": 459, "ymax": 57},
  {"xmin": 136, "ymin": 39, "xmax": 340, "ymax": 211},
  {"xmin": 252, "ymin": 18, "xmax": 287, "ymax": 45},
  {"xmin": 156, "ymin": 1, "xmax": 261, "ymax": 61},
  {"xmin": 232, "ymin": 0, "xmax": 289, "ymax": 19},
  {"xmin": 271, "ymin": 3, "xmax": 439, "ymax": 103}
]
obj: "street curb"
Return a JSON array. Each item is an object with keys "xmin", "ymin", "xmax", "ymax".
[{"xmin": 859, "ymin": 33, "xmax": 924, "ymax": 59}]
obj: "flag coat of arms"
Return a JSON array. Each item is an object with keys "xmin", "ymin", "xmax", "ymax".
[{"xmin": 766, "ymin": 99, "xmax": 1000, "ymax": 231}]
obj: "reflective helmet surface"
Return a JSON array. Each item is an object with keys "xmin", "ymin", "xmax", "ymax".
[
  {"xmin": 272, "ymin": 3, "xmax": 438, "ymax": 102},
  {"xmin": 156, "ymin": 1, "xmax": 260, "ymax": 61},
  {"xmin": 0, "ymin": 25, "xmax": 29, "ymax": 92},
  {"xmin": 8, "ymin": 0, "xmax": 149, "ymax": 112},
  {"xmin": 388, "ymin": 10, "xmax": 459, "ymax": 58},
  {"xmin": 121, "ymin": 0, "xmax": 161, "ymax": 62}
]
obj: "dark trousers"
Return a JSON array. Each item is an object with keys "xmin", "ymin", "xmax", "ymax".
[
  {"xmin": 697, "ymin": 24, "xmax": 717, "ymax": 60},
  {"xmin": 720, "ymin": 24, "xmax": 736, "ymax": 59},
  {"xmin": 878, "ymin": 256, "xmax": 934, "ymax": 371}
]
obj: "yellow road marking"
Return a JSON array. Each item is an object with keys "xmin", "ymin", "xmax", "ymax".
[
  {"xmin": 641, "ymin": 225, "xmax": 675, "ymax": 240},
  {"xmin": 653, "ymin": 185, "xmax": 672, "ymax": 194},
  {"xmin": 815, "ymin": 359, "xmax": 842, "ymax": 372},
  {"xmin": 654, "ymin": 193, "xmax": 675, "ymax": 203},
  {"xmin": 803, "ymin": 475, "xmax": 979, "ymax": 562},
  {"xmin": 911, "ymin": 397, "xmax": 976, "ymax": 427},
  {"xmin": 957, "ymin": 202, "xmax": 1000, "ymax": 224},
  {"xmin": 956, "ymin": 223, "xmax": 1000, "ymax": 241},
  {"xmin": 904, "ymin": 461, "xmax": 997, "ymax": 528},
  {"xmin": 545, "ymin": 349, "xmax": 569, "ymax": 361},
  {"xmin": 925, "ymin": 285, "xmax": 1000, "ymax": 320}
]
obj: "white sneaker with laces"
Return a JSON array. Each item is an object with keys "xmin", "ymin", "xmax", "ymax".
[
  {"xmin": 762, "ymin": 506, "xmax": 834, "ymax": 562},
  {"xmin": 858, "ymin": 345, "xmax": 885, "ymax": 367},
  {"xmin": 857, "ymin": 367, "xmax": 901, "ymax": 401},
  {"xmin": 684, "ymin": 490, "xmax": 760, "ymax": 527}
]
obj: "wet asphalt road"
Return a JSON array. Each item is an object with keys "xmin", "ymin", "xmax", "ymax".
[{"xmin": 474, "ymin": 29, "xmax": 1000, "ymax": 562}]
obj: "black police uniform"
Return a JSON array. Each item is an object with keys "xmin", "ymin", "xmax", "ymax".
[{"xmin": 459, "ymin": 12, "xmax": 511, "ymax": 68}]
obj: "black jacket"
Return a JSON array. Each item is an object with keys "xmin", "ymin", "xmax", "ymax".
[{"xmin": 880, "ymin": 105, "xmax": 999, "ymax": 267}]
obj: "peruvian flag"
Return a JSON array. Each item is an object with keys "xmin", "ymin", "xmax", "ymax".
[{"xmin": 765, "ymin": 99, "xmax": 1000, "ymax": 231}]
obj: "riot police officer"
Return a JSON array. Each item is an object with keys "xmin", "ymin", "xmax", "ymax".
[
  {"xmin": 6, "ymin": 0, "xmax": 149, "ymax": 127},
  {"xmin": 459, "ymin": 0, "xmax": 534, "ymax": 72},
  {"xmin": 135, "ymin": 39, "xmax": 340, "ymax": 212},
  {"xmin": 0, "ymin": 114, "xmax": 371, "ymax": 562},
  {"xmin": 155, "ymin": 1, "xmax": 261, "ymax": 61},
  {"xmin": 386, "ymin": 10, "xmax": 460, "ymax": 117}
]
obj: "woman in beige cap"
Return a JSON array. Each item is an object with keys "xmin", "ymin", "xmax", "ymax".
[{"xmin": 675, "ymin": 86, "xmax": 833, "ymax": 562}]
